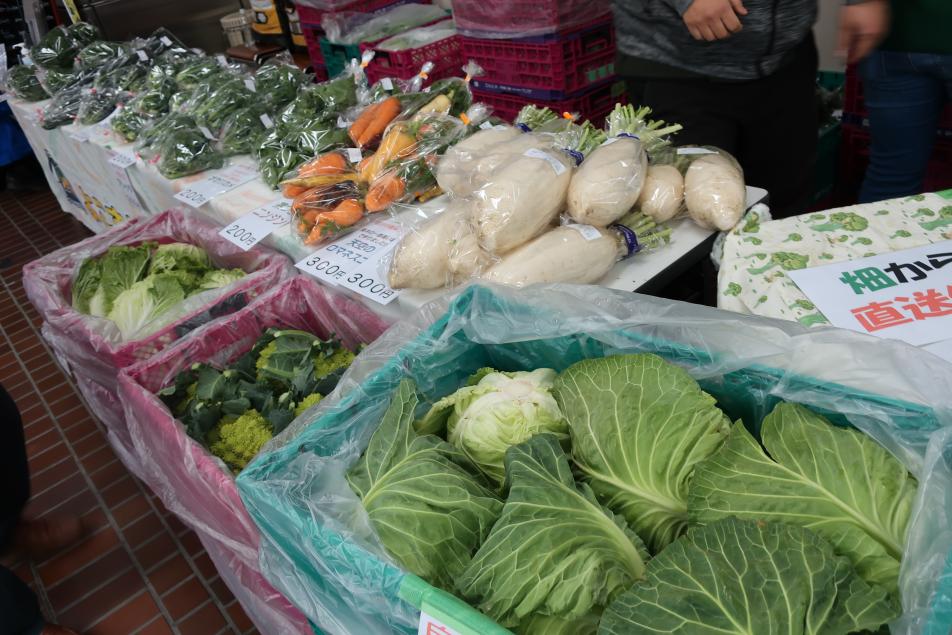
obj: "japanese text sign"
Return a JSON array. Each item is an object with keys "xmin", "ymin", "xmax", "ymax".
[
  {"xmin": 173, "ymin": 163, "xmax": 258, "ymax": 208},
  {"xmin": 417, "ymin": 612, "xmax": 461, "ymax": 635},
  {"xmin": 788, "ymin": 240, "xmax": 952, "ymax": 347},
  {"xmin": 219, "ymin": 198, "xmax": 291, "ymax": 250}
]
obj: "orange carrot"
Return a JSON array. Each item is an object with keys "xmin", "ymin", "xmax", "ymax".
[
  {"xmin": 298, "ymin": 152, "xmax": 348, "ymax": 178},
  {"xmin": 304, "ymin": 199, "xmax": 365, "ymax": 245},
  {"xmin": 348, "ymin": 102, "xmax": 380, "ymax": 145},
  {"xmin": 356, "ymin": 97, "xmax": 401, "ymax": 148},
  {"xmin": 291, "ymin": 187, "xmax": 320, "ymax": 215},
  {"xmin": 282, "ymin": 182, "xmax": 308, "ymax": 198},
  {"xmin": 365, "ymin": 172, "xmax": 406, "ymax": 212}
]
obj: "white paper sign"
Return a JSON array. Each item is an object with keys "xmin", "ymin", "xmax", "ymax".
[
  {"xmin": 68, "ymin": 127, "xmax": 89, "ymax": 142},
  {"xmin": 296, "ymin": 219, "xmax": 406, "ymax": 303},
  {"xmin": 108, "ymin": 149, "xmax": 137, "ymax": 168},
  {"xmin": 381, "ymin": 77, "xmax": 394, "ymax": 91},
  {"xmin": 417, "ymin": 612, "xmax": 461, "ymax": 635},
  {"xmin": 173, "ymin": 163, "xmax": 258, "ymax": 208},
  {"xmin": 219, "ymin": 199, "xmax": 291, "ymax": 250},
  {"xmin": 346, "ymin": 147, "xmax": 362, "ymax": 163},
  {"xmin": 523, "ymin": 148, "xmax": 566, "ymax": 175},
  {"xmin": 788, "ymin": 240, "xmax": 952, "ymax": 347},
  {"xmin": 260, "ymin": 113, "xmax": 274, "ymax": 129},
  {"xmin": 136, "ymin": 50, "xmax": 149, "ymax": 62}
]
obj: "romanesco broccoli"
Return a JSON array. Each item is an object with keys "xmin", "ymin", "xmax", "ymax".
[
  {"xmin": 294, "ymin": 393, "xmax": 323, "ymax": 417},
  {"xmin": 315, "ymin": 347, "xmax": 355, "ymax": 380},
  {"xmin": 206, "ymin": 409, "xmax": 272, "ymax": 472}
]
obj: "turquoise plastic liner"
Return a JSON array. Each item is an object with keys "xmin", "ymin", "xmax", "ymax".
[{"xmin": 238, "ymin": 284, "xmax": 952, "ymax": 635}]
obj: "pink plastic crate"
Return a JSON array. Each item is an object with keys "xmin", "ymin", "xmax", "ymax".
[
  {"xmin": 362, "ymin": 33, "xmax": 461, "ymax": 82},
  {"xmin": 452, "ymin": 0, "xmax": 609, "ymax": 37},
  {"xmin": 302, "ymin": 24, "xmax": 326, "ymax": 69},
  {"xmin": 472, "ymin": 80, "xmax": 625, "ymax": 126},
  {"xmin": 295, "ymin": 0, "xmax": 420, "ymax": 27},
  {"xmin": 461, "ymin": 18, "xmax": 614, "ymax": 97}
]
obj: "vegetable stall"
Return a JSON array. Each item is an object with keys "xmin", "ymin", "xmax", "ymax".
[{"xmin": 7, "ymin": 17, "xmax": 952, "ymax": 635}]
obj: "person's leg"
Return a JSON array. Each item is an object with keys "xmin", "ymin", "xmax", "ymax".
[
  {"xmin": 738, "ymin": 37, "xmax": 819, "ymax": 218},
  {"xmin": 0, "ymin": 565, "xmax": 44, "ymax": 635},
  {"xmin": 859, "ymin": 51, "xmax": 944, "ymax": 203},
  {"xmin": 1, "ymin": 383, "xmax": 30, "ymax": 550}
]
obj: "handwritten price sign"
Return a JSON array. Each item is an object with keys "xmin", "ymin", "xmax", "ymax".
[
  {"xmin": 219, "ymin": 199, "xmax": 291, "ymax": 250},
  {"xmin": 173, "ymin": 163, "xmax": 258, "ymax": 208}
]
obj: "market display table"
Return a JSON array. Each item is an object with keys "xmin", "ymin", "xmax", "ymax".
[
  {"xmin": 718, "ymin": 191, "xmax": 952, "ymax": 355},
  {"xmin": 9, "ymin": 95, "xmax": 764, "ymax": 322}
]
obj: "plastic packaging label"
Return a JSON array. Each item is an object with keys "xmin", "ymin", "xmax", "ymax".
[
  {"xmin": 173, "ymin": 163, "xmax": 258, "ymax": 208},
  {"xmin": 136, "ymin": 50, "xmax": 148, "ymax": 62},
  {"xmin": 296, "ymin": 220, "xmax": 406, "ymax": 305},
  {"xmin": 677, "ymin": 147, "xmax": 717, "ymax": 155},
  {"xmin": 259, "ymin": 113, "xmax": 274, "ymax": 129},
  {"xmin": 523, "ymin": 148, "xmax": 566, "ymax": 175},
  {"xmin": 244, "ymin": 78, "xmax": 256, "ymax": 92},
  {"xmin": 219, "ymin": 198, "xmax": 291, "ymax": 250},
  {"xmin": 381, "ymin": 77, "xmax": 394, "ymax": 91},
  {"xmin": 108, "ymin": 149, "xmax": 137, "ymax": 168},
  {"xmin": 346, "ymin": 147, "xmax": 362, "ymax": 163},
  {"xmin": 160, "ymin": 36, "xmax": 173, "ymax": 46},
  {"xmin": 216, "ymin": 54, "xmax": 227, "ymax": 65},
  {"xmin": 567, "ymin": 223, "xmax": 602, "ymax": 241},
  {"xmin": 418, "ymin": 612, "xmax": 461, "ymax": 635}
]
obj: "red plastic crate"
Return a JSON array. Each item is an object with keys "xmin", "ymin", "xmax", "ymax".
[
  {"xmin": 844, "ymin": 64, "xmax": 952, "ymax": 132},
  {"xmin": 302, "ymin": 24, "xmax": 325, "ymax": 68},
  {"xmin": 472, "ymin": 80, "xmax": 625, "ymax": 126},
  {"xmin": 452, "ymin": 0, "xmax": 609, "ymax": 37},
  {"xmin": 840, "ymin": 123, "xmax": 952, "ymax": 195},
  {"xmin": 462, "ymin": 18, "xmax": 615, "ymax": 98},
  {"xmin": 362, "ymin": 33, "xmax": 462, "ymax": 82}
]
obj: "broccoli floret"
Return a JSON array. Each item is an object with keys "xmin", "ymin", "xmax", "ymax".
[
  {"xmin": 315, "ymin": 347, "xmax": 355, "ymax": 380},
  {"xmin": 206, "ymin": 409, "xmax": 272, "ymax": 472},
  {"xmin": 255, "ymin": 341, "xmax": 278, "ymax": 382},
  {"xmin": 173, "ymin": 381, "xmax": 198, "ymax": 416},
  {"xmin": 294, "ymin": 393, "xmax": 323, "ymax": 417}
]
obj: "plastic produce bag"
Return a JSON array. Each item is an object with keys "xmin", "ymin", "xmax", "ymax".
[
  {"xmin": 174, "ymin": 56, "xmax": 222, "ymax": 91},
  {"xmin": 110, "ymin": 105, "xmax": 151, "ymax": 142},
  {"xmin": 156, "ymin": 126, "xmax": 225, "ymax": 179},
  {"xmin": 77, "ymin": 40, "xmax": 130, "ymax": 70},
  {"xmin": 679, "ymin": 146, "xmax": 747, "ymax": 231},
  {"xmin": 219, "ymin": 104, "xmax": 269, "ymax": 156},
  {"xmin": 376, "ymin": 19, "xmax": 456, "ymax": 51},
  {"xmin": 22, "ymin": 209, "xmax": 293, "ymax": 462},
  {"xmin": 452, "ymin": 0, "xmax": 609, "ymax": 38},
  {"xmin": 40, "ymin": 84, "xmax": 83, "ymax": 129},
  {"xmin": 66, "ymin": 21, "xmax": 100, "ymax": 47},
  {"xmin": 117, "ymin": 276, "xmax": 389, "ymax": 635},
  {"xmin": 322, "ymin": 4, "xmax": 448, "ymax": 45},
  {"xmin": 30, "ymin": 25, "xmax": 80, "ymax": 70},
  {"xmin": 253, "ymin": 58, "xmax": 305, "ymax": 110},
  {"xmin": 76, "ymin": 87, "xmax": 119, "ymax": 125},
  {"xmin": 237, "ymin": 284, "xmax": 952, "ymax": 635},
  {"xmin": 2, "ymin": 65, "xmax": 49, "ymax": 101},
  {"xmin": 37, "ymin": 66, "xmax": 84, "ymax": 96}
]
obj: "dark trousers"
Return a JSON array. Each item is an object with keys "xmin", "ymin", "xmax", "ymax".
[
  {"xmin": 859, "ymin": 50, "xmax": 952, "ymax": 203},
  {"xmin": 622, "ymin": 37, "xmax": 819, "ymax": 219},
  {"xmin": 0, "ymin": 384, "xmax": 43, "ymax": 635}
]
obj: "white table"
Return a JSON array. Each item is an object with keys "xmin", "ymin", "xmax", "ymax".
[{"xmin": 8, "ymin": 95, "xmax": 766, "ymax": 323}]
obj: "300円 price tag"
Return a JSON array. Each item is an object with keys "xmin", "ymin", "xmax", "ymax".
[
  {"xmin": 339, "ymin": 263, "xmax": 399, "ymax": 305},
  {"xmin": 219, "ymin": 199, "xmax": 291, "ymax": 250}
]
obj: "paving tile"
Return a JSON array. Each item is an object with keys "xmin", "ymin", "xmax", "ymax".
[
  {"xmin": 192, "ymin": 551, "xmax": 217, "ymax": 581},
  {"xmin": 86, "ymin": 591, "xmax": 162, "ymax": 635},
  {"xmin": 27, "ymin": 440, "xmax": 71, "ymax": 474},
  {"xmin": 178, "ymin": 600, "xmax": 229, "ymax": 635},
  {"xmin": 135, "ymin": 618, "xmax": 175, "ymax": 635},
  {"xmin": 147, "ymin": 554, "xmax": 195, "ymax": 595},
  {"xmin": 37, "ymin": 526, "xmax": 121, "ymax": 587},
  {"xmin": 206, "ymin": 575, "xmax": 236, "ymax": 607},
  {"xmin": 122, "ymin": 512, "xmax": 169, "ymax": 550},
  {"xmin": 134, "ymin": 532, "xmax": 180, "ymax": 573},
  {"xmin": 161, "ymin": 576, "xmax": 210, "ymax": 621},
  {"xmin": 112, "ymin": 494, "xmax": 153, "ymax": 528},
  {"xmin": 225, "ymin": 600, "xmax": 255, "ymax": 633},
  {"xmin": 56, "ymin": 567, "xmax": 146, "ymax": 631},
  {"xmin": 179, "ymin": 530, "xmax": 204, "ymax": 557},
  {"xmin": 101, "ymin": 475, "xmax": 141, "ymax": 508},
  {"xmin": 46, "ymin": 546, "xmax": 134, "ymax": 612}
]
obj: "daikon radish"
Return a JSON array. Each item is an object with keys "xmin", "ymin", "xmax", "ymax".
[
  {"xmin": 567, "ymin": 136, "xmax": 647, "ymax": 226},
  {"xmin": 638, "ymin": 165, "xmax": 684, "ymax": 222},
  {"xmin": 435, "ymin": 125, "xmax": 520, "ymax": 197},
  {"xmin": 684, "ymin": 151, "xmax": 746, "ymax": 231}
]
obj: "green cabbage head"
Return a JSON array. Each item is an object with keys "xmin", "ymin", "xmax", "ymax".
[{"xmin": 417, "ymin": 368, "xmax": 568, "ymax": 487}]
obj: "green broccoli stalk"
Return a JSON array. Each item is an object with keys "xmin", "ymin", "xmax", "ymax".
[{"xmin": 206, "ymin": 409, "xmax": 273, "ymax": 472}]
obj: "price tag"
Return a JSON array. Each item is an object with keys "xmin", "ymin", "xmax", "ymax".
[
  {"xmin": 244, "ymin": 78, "xmax": 256, "ymax": 92},
  {"xmin": 136, "ymin": 50, "xmax": 148, "ymax": 62},
  {"xmin": 523, "ymin": 148, "xmax": 566, "ymax": 175},
  {"xmin": 216, "ymin": 54, "xmax": 227, "ymax": 65},
  {"xmin": 173, "ymin": 163, "xmax": 258, "ymax": 208},
  {"xmin": 381, "ymin": 77, "xmax": 394, "ymax": 91},
  {"xmin": 219, "ymin": 198, "xmax": 291, "ymax": 250},
  {"xmin": 259, "ymin": 113, "xmax": 274, "ymax": 129},
  {"xmin": 478, "ymin": 120, "xmax": 492, "ymax": 130},
  {"xmin": 346, "ymin": 147, "xmax": 361, "ymax": 163},
  {"xmin": 567, "ymin": 223, "xmax": 602, "ymax": 241},
  {"xmin": 160, "ymin": 36, "xmax": 173, "ymax": 46},
  {"xmin": 108, "ymin": 149, "xmax": 137, "ymax": 168},
  {"xmin": 296, "ymin": 219, "xmax": 406, "ymax": 300},
  {"xmin": 417, "ymin": 612, "xmax": 461, "ymax": 635}
]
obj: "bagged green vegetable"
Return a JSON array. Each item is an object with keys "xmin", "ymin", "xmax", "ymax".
[
  {"xmin": 253, "ymin": 60, "xmax": 304, "ymax": 110},
  {"xmin": 77, "ymin": 41, "xmax": 130, "ymax": 70},
  {"xmin": 76, "ymin": 88, "xmax": 119, "ymax": 125},
  {"xmin": 156, "ymin": 127, "xmax": 225, "ymax": 179},
  {"xmin": 3, "ymin": 65, "xmax": 49, "ymax": 101},
  {"xmin": 174, "ymin": 57, "xmax": 222, "ymax": 91},
  {"xmin": 37, "ymin": 66, "xmax": 84, "ymax": 96},
  {"xmin": 111, "ymin": 106, "xmax": 151, "ymax": 142},
  {"xmin": 136, "ymin": 113, "xmax": 196, "ymax": 153},
  {"xmin": 40, "ymin": 86, "xmax": 84, "ymax": 129},
  {"xmin": 257, "ymin": 145, "xmax": 306, "ymax": 189},
  {"xmin": 134, "ymin": 76, "xmax": 176, "ymax": 117},
  {"xmin": 66, "ymin": 22, "xmax": 100, "ymax": 47},
  {"xmin": 285, "ymin": 123, "xmax": 349, "ymax": 155},
  {"xmin": 191, "ymin": 80, "xmax": 253, "ymax": 132},
  {"xmin": 31, "ymin": 25, "xmax": 79, "ymax": 70},
  {"xmin": 219, "ymin": 105, "xmax": 269, "ymax": 157},
  {"xmin": 94, "ymin": 62, "xmax": 147, "ymax": 93}
]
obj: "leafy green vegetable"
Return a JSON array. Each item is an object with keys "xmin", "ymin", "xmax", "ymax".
[
  {"xmin": 77, "ymin": 41, "xmax": 129, "ymax": 70},
  {"xmin": 553, "ymin": 354, "xmax": 731, "ymax": 553},
  {"xmin": 206, "ymin": 409, "xmax": 273, "ymax": 471},
  {"xmin": 174, "ymin": 57, "xmax": 222, "ymax": 91},
  {"xmin": 111, "ymin": 107, "xmax": 151, "ymax": 142},
  {"xmin": 150, "ymin": 242, "xmax": 211, "ymax": 273},
  {"xmin": 71, "ymin": 257, "xmax": 102, "ymax": 314},
  {"xmin": 66, "ymin": 22, "xmax": 99, "ymax": 46},
  {"xmin": 94, "ymin": 243, "xmax": 153, "ymax": 314},
  {"xmin": 294, "ymin": 392, "xmax": 323, "ymax": 417},
  {"xmin": 30, "ymin": 26, "xmax": 78, "ymax": 70},
  {"xmin": 107, "ymin": 273, "xmax": 186, "ymax": 339},
  {"xmin": 5, "ymin": 65, "xmax": 49, "ymax": 101},
  {"xmin": 197, "ymin": 268, "xmax": 246, "ymax": 291},
  {"xmin": 219, "ymin": 105, "xmax": 269, "ymax": 157},
  {"xmin": 599, "ymin": 518, "xmax": 898, "ymax": 635},
  {"xmin": 257, "ymin": 144, "xmax": 306, "ymax": 189},
  {"xmin": 417, "ymin": 368, "xmax": 568, "ymax": 488},
  {"xmin": 156, "ymin": 128, "xmax": 224, "ymax": 179},
  {"xmin": 459, "ymin": 434, "xmax": 648, "ymax": 629},
  {"xmin": 40, "ymin": 86, "xmax": 84, "ymax": 129},
  {"xmin": 285, "ymin": 124, "xmax": 350, "ymax": 155},
  {"xmin": 76, "ymin": 89, "xmax": 118, "ymax": 125},
  {"xmin": 40, "ymin": 67, "xmax": 84, "ymax": 96},
  {"xmin": 347, "ymin": 379, "xmax": 503, "ymax": 589},
  {"xmin": 133, "ymin": 79, "xmax": 175, "ymax": 118},
  {"xmin": 688, "ymin": 402, "xmax": 917, "ymax": 594},
  {"xmin": 253, "ymin": 62, "xmax": 304, "ymax": 109},
  {"xmin": 191, "ymin": 81, "xmax": 253, "ymax": 132},
  {"xmin": 136, "ymin": 113, "xmax": 195, "ymax": 151}
]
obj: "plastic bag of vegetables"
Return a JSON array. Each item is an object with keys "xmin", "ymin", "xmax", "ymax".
[
  {"xmin": 284, "ymin": 121, "xmax": 350, "ymax": 156},
  {"xmin": 566, "ymin": 104, "xmax": 682, "ymax": 227},
  {"xmin": 156, "ymin": 126, "xmax": 225, "ymax": 179},
  {"xmin": 191, "ymin": 80, "xmax": 254, "ymax": 133},
  {"xmin": 136, "ymin": 112, "xmax": 196, "ymax": 155},
  {"xmin": 2, "ymin": 65, "xmax": 50, "ymax": 101},
  {"xmin": 283, "ymin": 151, "xmax": 364, "ymax": 244},
  {"xmin": 218, "ymin": 104, "xmax": 270, "ymax": 157},
  {"xmin": 111, "ymin": 105, "xmax": 151, "ymax": 142},
  {"xmin": 253, "ymin": 58, "xmax": 305, "ymax": 110},
  {"xmin": 30, "ymin": 25, "xmax": 80, "ymax": 70},
  {"xmin": 67, "ymin": 21, "xmax": 100, "ymax": 47},
  {"xmin": 680, "ymin": 146, "xmax": 747, "ymax": 231},
  {"xmin": 174, "ymin": 56, "xmax": 222, "ymax": 91},
  {"xmin": 36, "ymin": 66, "xmax": 85, "ymax": 96},
  {"xmin": 76, "ymin": 87, "xmax": 120, "ymax": 125},
  {"xmin": 256, "ymin": 134, "xmax": 308, "ymax": 190},
  {"xmin": 40, "ymin": 85, "xmax": 84, "ymax": 129},
  {"xmin": 321, "ymin": 3, "xmax": 447, "ymax": 44},
  {"xmin": 94, "ymin": 62, "xmax": 148, "ymax": 93},
  {"xmin": 77, "ymin": 40, "xmax": 130, "ymax": 70}
]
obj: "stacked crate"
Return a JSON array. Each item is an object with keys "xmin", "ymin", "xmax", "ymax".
[
  {"xmin": 840, "ymin": 65, "xmax": 952, "ymax": 195},
  {"xmin": 454, "ymin": 0, "xmax": 621, "ymax": 124}
]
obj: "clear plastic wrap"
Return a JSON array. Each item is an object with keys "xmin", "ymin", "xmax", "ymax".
[
  {"xmin": 174, "ymin": 56, "xmax": 223, "ymax": 91},
  {"xmin": 452, "ymin": 0, "xmax": 609, "ymax": 38},
  {"xmin": 2, "ymin": 64, "xmax": 49, "ymax": 101},
  {"xmin": 110, "ymin": 104, "xmax": 151, "ymax": 141},
  {"xmin": 253, "ymin": 57, "xmax": 305, "ymax": 110},
  {"xmin": 116, "ymin": 276, "xmax": 389, "ymax": 635},
  {"xmin": 40, "ymin": 84, "xmax": 84, "ymax": 129},
  {"xmin": 155, "ymin": 126, "xmax": 225, "ymax": 179},
  {"xmin": 30, "ymin": 25, "xmax": 80, "ymax": 70},
  {"xmin": 387, "ymin": 198, "xmax": 489, "ymax": 290},
  {"xmin": 321, "ymin": 4, "xmax": 448, "ymax": 45},
  {"xmin": 376, "ymin": 18, "xmax": 457, "ymax": 52},
  {"xmin": 236, "ymin": 284, "xmax": 952, "ymax": 635},
  {"xmin": 36, "ymin": 66, "xmax": 85, "ymax": 96},
  {"xmin": 77, "ymin": 40, "xmax": 130, "ymax": 70},
  {"xmin": 67, "ymin": 21, "xmax": 100, "ymax": 47},
  {"xmin": 218, "ymin": 104, "xmax": 269, "ymax": 157},
  {"xmin": 76, "ymin": 87, "xmax": 120, "ymax": 125},
  {"xmin": 680, "ymin": 146, "xmax": 747, "ymax": 232},
  {"xmin": 637, "ymin": 160, "xmax": 685, "ymax": 223}
]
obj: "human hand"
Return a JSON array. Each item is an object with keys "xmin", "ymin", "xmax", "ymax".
[
  {"xmin": 837, "ymin": 0, "xmax": 890, "ymax": 64},
  {"xmin": 683, "ymin": 0, "xmax": 748, "ymax": 42}
]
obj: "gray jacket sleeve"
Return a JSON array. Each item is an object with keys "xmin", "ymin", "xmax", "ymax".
[{"xmin": 660, "ymin": 0, "xmax": 694, "ymax": 15}]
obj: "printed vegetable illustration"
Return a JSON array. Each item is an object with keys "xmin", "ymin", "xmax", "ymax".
[
  {"xmin": 746, "ymin": 251, "xmax": 809, "ymax": 275},
  {"xmin": 811, "ymin": 211, "xmax": 869, "ymax": 232},
  {"xmin": 723, "ymin": 282, "xmax": 742, "ymax": 296},
  {"xmin": 919, "ymin": 206, "xmax": 952, "ymax": 231}
]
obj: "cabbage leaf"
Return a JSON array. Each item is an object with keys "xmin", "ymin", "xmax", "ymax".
[
  {"xmin": 417, "ymin": 368, "xmax": 568, "ymax": 487},
  {"xmin": 106, "ymin": 273, "xmax": 186, "ymax": 339},
  {"xmin": 553, "ymin": 353, "xmax": 731, "ymax": 553},
  {"xmin": 346, "ymin": 379, "xmax": 503, "ymax": 590},
  {"xmin": 599, "ymin": 518, "xmax": 898, "ymax": 635},
  {"xmin": 688, "ymin": 402, "xmax": 917, "ymax": 594},
  {"xmin": 459, "ymin": 434, "xmax": 648, "ymax": 628}
]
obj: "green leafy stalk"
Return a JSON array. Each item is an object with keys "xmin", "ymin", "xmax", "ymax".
[
  {"xmin": 606, "ymin": 103, "xmax": 683, "ymax": 155},
  {"xmin": 514, "ymin": 105, "xmax": 559, "ymax": 130}
]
